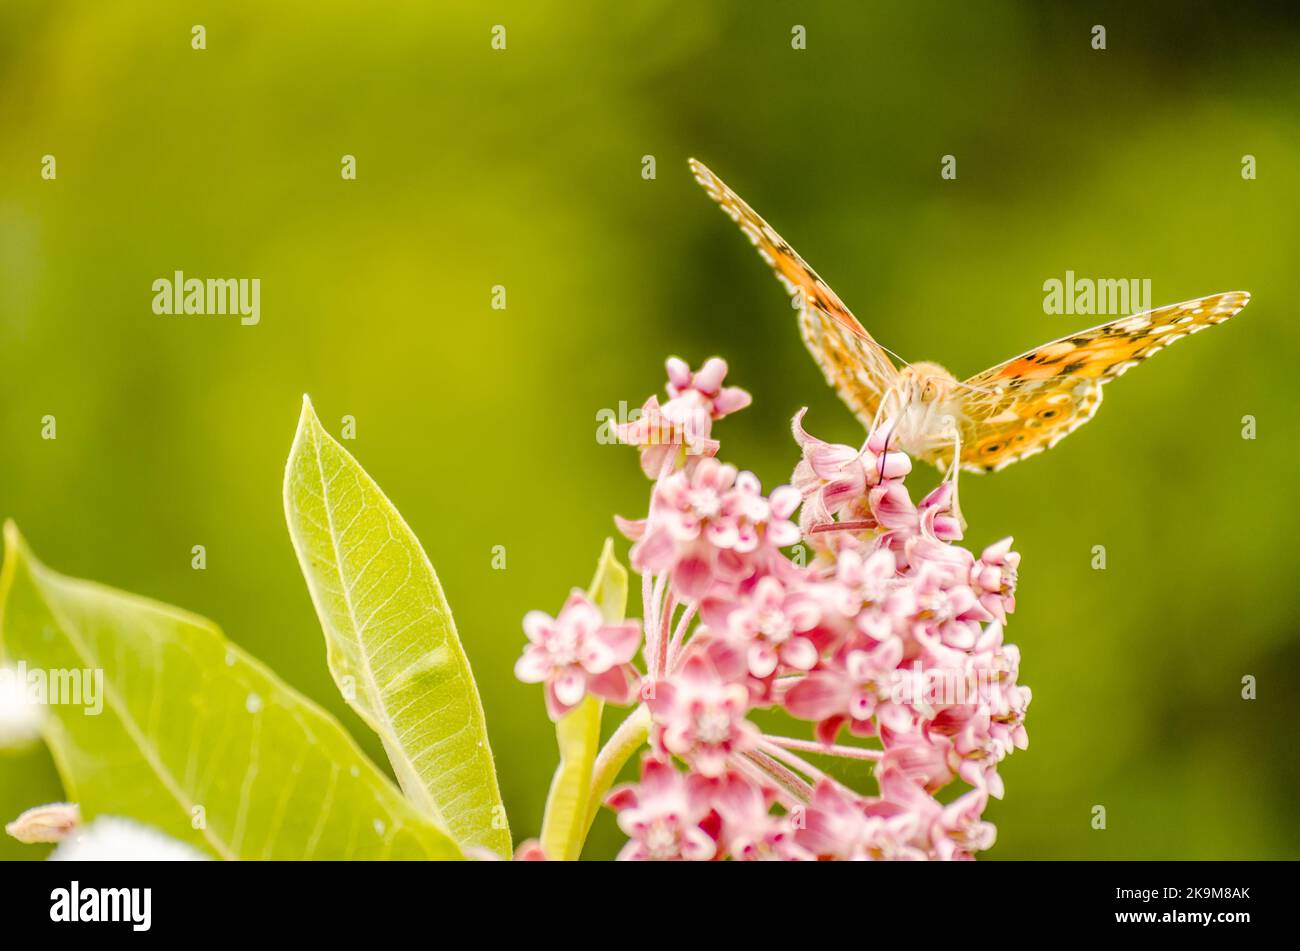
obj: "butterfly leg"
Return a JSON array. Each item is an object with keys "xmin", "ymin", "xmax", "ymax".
[
  {"xmin": 939, "ymin": 414, "xmax": 967, "ymax": 533},
  {"xmin": 868, "ymin": 387, "xmax": 904, "ymax": 482}
]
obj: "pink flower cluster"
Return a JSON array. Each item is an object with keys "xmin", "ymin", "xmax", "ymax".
[
  {"xmin": 615, "ymin": 356, "xmax": 752, "ymax": 478},
  {"xmin": 516, "ymin": 357, "xmax": 1030, "ymax": 861}
]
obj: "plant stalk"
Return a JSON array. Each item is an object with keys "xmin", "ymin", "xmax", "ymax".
[{"xmin": 580, "ymin": 703, "xmax": 652, "ymax": 843}]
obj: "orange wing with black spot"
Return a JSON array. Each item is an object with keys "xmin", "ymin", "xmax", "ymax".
[
  {"xmin": 689, "ymin": 158, "xmax": 899, "ymax": 427},
  {"xmin": 956, "ymin": 291, "xmax": 1250, "ymax": 472}
]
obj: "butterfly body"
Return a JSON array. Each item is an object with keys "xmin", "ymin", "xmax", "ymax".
[
  {"xmin": 690, "ymin": 158, "xmax": 1250, "ymax": 474},
  {"xmin": 881, "ymin": 362, "xmax": 965, "ymax": 464}
]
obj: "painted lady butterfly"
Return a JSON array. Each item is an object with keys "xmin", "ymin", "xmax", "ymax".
[{"xmin": 690, "ymin": 159, "xmax": 1250, "ymax": 474}]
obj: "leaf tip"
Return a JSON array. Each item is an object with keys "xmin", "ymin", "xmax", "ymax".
[
  {"xmin": 0, "ymin": 521, "xmax": 30, "ymax": 618},
  {"xmin": 293, "ymin": 395, "xmax": 326, "ymax": 442},
  {"xmin": 3, "ymin": 520, "xmax": 23, "ymax": 555}
]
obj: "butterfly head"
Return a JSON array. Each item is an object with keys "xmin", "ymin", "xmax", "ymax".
[
  {"xmin": 896, "ymin": 362, "xmax": 959, "ymax": 407},
  {"xmin": 885, "ymin": 362, "xmax": 965, "ymax": 460}
]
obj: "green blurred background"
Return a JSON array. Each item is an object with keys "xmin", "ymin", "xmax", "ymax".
[{"xmin": 2, "ymin": 1, "xmax": 1297, "ymax": 860}]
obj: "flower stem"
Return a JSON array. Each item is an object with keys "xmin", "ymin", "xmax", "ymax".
[
  {"xmin": 645, "ymin": 572, "xmax": 668, "ymax": 673},
  {"xmin": 732, "ymin": 754, "xmax": 804, "ymax": 811},
  {"xmin": 742, "ymin": 749, "xmax": 814, "ymax": 803},
  {"xmin": 763, "ymin": 735, "xmax": 883, "ymax": 761},
  {"xmin": 759, "ymin": 741, "xmax": 832, "ymax": 785},
  {"xmin": 665, "ymin": 601, "xmax": 697, "ymax": 671},
  {"xmin": 580, "ymin": 704, "xmax": 652, "ymax": 842},
  {"xmin": 654, "ymin": 591, "xmax": 676, "ymax": 676},
  {"xmin": 808, "ymin": 519, "xmax": 874, "ymax": 534}
]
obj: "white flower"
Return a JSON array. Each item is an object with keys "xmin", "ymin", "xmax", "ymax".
[
  {"xmin": 0, "ymin": 665, "xmax": 44, "ymax": 751},
  {"xmin": 49, "ymin": 817, "xmax": 211, "ymax": 861}
]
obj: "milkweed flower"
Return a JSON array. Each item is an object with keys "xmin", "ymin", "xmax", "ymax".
[
  {"xmin": 512, "ymin": 840, "xmax": 549, "ymax": 861},
  {"xmin": 665, "ymin": 356, "xmax": 753, "ymax": 421},
  {"xmin": 647, "ymin": 651, "xmax": 761, "ymax": 777},
  {"xmin": 49, "ymin": 817, "xmax": 210, "ymax": 861},
  {"xmin": 615, "ymin": 396, "xmax": 719, "ymax": 478},
  {"xmin": 972, "ymin": 538, "xmax": 1020, "ymax": 622},
  {"xmin": 710, "ymin": 771, "xmax": 811, "ymax": 861},
  {"xmin": 606, "ymin": 757, "xmax": 718, "ymax": 861},
  {"xmin": 615, "ymin": 357, "xmax": 751, "ymax": 478},
  {"xmin": 514, "ymin": 592, "xmax": 642, "ymax": 720},
  {"xmin": 518, "ymin": 356, "xmax": 1030, "ymax": 860},
  {"xmin": 0, "ymin": 664, "xmax": 44, "ymax": 751},
  {"xmin": 627, "ymin": 459, "xmax": 800, "ymax": 600},
  {"xmin": 795, "ymin": 778, "xmax": 927, "ymax": 861},
  {"xmin": 702, "ymin": 575, "xmax": 821, "ymax": 679},
  {"xmin": 784, "ymin": 638, "xmax": 909, "ymax": 744}
]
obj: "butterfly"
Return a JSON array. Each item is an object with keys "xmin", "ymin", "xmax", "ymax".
[{"xmin": 690, "ymin": 158, "xmax": 1250, "ymax": 476}]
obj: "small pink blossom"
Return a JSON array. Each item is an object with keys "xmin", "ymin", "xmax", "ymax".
[
  {"xmin": 711, "ymin": 773, "xmax": 811, "ymax": 861},
  {"xmin": 795, "ymin": 780, "xmax": 926, "ymax": 861},
  {"xmin": 627, "ymin": 457, "xmax": 741, "ymax": 599},
  {"xmin": 792, "ymin": 410, "xmax": 910, "ymax": 506},
  {"xmin": 627, "ymin": 459, "xmax": 801, "ymax": 600},
  {"xmin": 909, "ymin": 564, "xmax": 992, "ymax": 653},
  {"xmin": 606, "ymin": 757, "xmax": 718, "ymax": 861},
  {"xmin": 877, "ymin": 733, "xmax": 956, "ymax": 794},
  {"xmin": 970, "ymin": 537, "xmax": 1020, "ymax": 622},
  {"xmin": 514, "ymin": 592, "xmax": 642, "ymax": 720},
  {"xmin": 916, "ymin": 481, "xmax": 964, "ymax": 542},
  {"xmin": 615, "ymin": 395, "xmax": 719, "ymax": 478},
  {"xmin": 791, "ymin": 409, "xmax": 910, "ymax": 545},
  {"xmin": 665, "ymin": 356, "xmax": 753, "ymax": 420},
  {"xmin": 615, "ymin": 358, "xmax": 751, "ymax": 479},
  {"xmin": 784, "ymin": 638, "xmax": 907, "ymax": 744},
  {"xmin": 703, "ymin": 575, "xmax": 821, "ymax": 679},
  {"xmin": 931, "ymin": 788, "xmax": 996, "ymax": 860},
  {"xmin": 830, "ymin": 547, "xmax": 896, "ymax": 616},
  {"xmin": 513, "ymin": 840, "xmax": 549, "ymax": 861},
  {"xmin": 648, "ymin": 651, "xmax": 760, "ymax": 776}
]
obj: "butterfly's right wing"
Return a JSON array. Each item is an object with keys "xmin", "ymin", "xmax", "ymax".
[
  {"xmin": 690, "ymin": 159, "xmax": 899, "ymax": 427},
  {"xmin": 954, "ymin": 291, "xmax": 1250, "ymax": 472}
]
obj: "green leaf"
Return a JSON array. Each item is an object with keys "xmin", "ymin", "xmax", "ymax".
[
  {"xmin": 283, "ymin": 396, "xmax": 510, "ymax": 857},
  {"xmin": 540, "ymin": 698, "xmax": 602, "ymax": 861},
  {"xmin": 538, "ymin": 539, "xmax": 627, "ymax": 860},
  {"xmin": 0, "ymin": 523, "xmax": 462, "ymax": 860},
  {"xmin": 587, "ymin": 538, "xmax": 631, "ymax": 627}
]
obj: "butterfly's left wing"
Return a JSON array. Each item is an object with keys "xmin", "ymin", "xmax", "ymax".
[
  {"xmin": 955, "ymin": 291, "xmax": 1250, "ymax": 472},
  {"xmin": 690, "ymin": 158, "xmax": 900, "ymax": 427}
]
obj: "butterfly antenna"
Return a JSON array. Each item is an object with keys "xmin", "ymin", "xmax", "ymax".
[
  {"xmin": 878, "ymin": 342, "xmax": 912, "ymax": 369},
  {"xmin": 947, "ymin": 377, "xmax": 999, "ymax": 397}
]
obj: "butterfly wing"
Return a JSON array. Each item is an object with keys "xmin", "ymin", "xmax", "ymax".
[
  {"xmin": 690, "ymin": 159, "xmax": 899, "ymax": 427},
  {"xmin": 955, "ymin": 291, "xmax": 1250, "ymax": 472}
]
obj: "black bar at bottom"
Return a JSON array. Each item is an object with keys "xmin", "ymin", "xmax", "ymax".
[{"xmin": 0, "ymin": 859, "xmax": 1280, "ymax": 937}]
